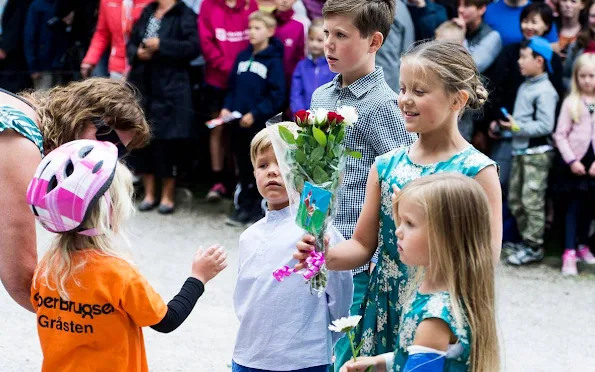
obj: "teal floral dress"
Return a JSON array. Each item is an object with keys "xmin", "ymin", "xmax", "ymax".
[
  {"xmin": 0, "ymin": 105, "xmax": 44, "ymax": 155},
  {"xmin": 393, "ymin": 291, "xmax": 471, "ymax": 371},
  {"xmin": 344, "ymin": 146, "xmax": 494, "ymax": 364}
]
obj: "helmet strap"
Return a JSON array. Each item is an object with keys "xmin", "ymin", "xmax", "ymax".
[{"xmin": 77, "ymin": 192, "xmax": 112, "ymax": 237}]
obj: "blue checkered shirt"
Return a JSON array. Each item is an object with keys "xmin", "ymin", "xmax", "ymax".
[{"xmin": 310, "ymin": 67, "xmax": 416, "ymax": 275}]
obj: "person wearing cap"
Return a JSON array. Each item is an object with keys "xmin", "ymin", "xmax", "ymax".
[{"xmin": 500, "ymin": 35, "xmax": 559, "ymax": 266}]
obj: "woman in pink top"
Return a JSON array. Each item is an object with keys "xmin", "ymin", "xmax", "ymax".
[{"xmin": 553, "ymin": 52, "xmax": 595, "ymax": 276}]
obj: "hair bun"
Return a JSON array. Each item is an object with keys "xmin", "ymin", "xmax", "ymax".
[{"xmin": 469, "ymin": 84, "xmax": 488, "ymax": 110}]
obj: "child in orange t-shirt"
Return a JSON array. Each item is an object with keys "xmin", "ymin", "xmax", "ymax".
[{"xmin": 26, "ymin": 140, "xmax": 228, "ymax": 372}]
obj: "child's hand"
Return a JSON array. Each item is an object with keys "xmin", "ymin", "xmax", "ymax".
[
  {"xmin": 340, "ymin": 356, "xmax": 386, "ymax": 372},
  {"xmin": 499, "ymin": 116, "xmax": 513, "ymax": 129},
  {"xmin": 219, "ymin": 108, "xmax": 232, "ymax": 119},
  {"xmin": 571, "ymin": 161, "xmax": 587, "ymax": 176},
  {"xmin": 589, "ymin": 162, "xmax": 595, "ymax": 178},
  {"xmin": 294, "ymin": 234, "xmax": 329, "ymax": 270},
  {"xmin": 191, "ymin": 245, "xmax": 227, "ymax": 284},
  {"xmin": 240, "ymin": 112, "xmax": 254, "ymax": 128},
  {"xmin": 137, "ymin": 47, "xmax": 153, "ymax": 61}
]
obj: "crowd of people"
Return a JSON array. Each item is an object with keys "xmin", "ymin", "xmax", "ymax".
[{"xmin": 0, "ymin": 0, "xmax": 592, "ymax": 371}]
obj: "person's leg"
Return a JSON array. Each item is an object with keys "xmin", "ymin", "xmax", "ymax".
[
  {"xmin": 206, "ymin": 85, "xmax": 227, "ymax": 201},
  {"xmin": 562, "ymin": 193, "xmax": 580, "ymax": 275},
  {"xmin": 134, "ymin": 142, "xmax": 158, "ymax": 211},
  {"xmin": 576, "ymin": 190, "xmax": 595, "ymax": 264},
  {"xmin": 226, "ymin": 130, "xmax": 254, "ymax": 225},
  {"xmin": 333, "ymin": 271, "xmax": 369, "ymax": 372},
  {"xmin": 521, "ymin": 153, "xmax": 552, "ymax": 250},
  {"xmin": 507, "ymin": 156, "xmax": 525, "ymax": 238},
  {"xmin": 142, "ymin": 174, "xmax": 156, "ymax": 204}
]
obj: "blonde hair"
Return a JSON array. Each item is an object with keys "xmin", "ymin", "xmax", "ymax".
[
  {"xmin": 435, "ymin": 21, "xmax": 465, "ymax": 44},
  {"xmin": 250, "ymin": 122, "xmax": 299, "ymax": 166},
  {"xmin": 19, "ymin": 78, "xmax": 151, "ymax": 152},
  {"xmin": 249, "ymin": 11, "xmax": 277, "ymax": 29},
  {"xmin": 402, "ymin": 40, "xmax": 488, "ymax": 113},
  {"xmin": 33, "ymin": 163, "xmax": 136, "ymax": 300},
  {"xmin": 393, "ymin": 173, "xmax": 499, "ymax": 372},
  {"xmin": 309, "ymin": 18, "xmax": 324, "ymax": 35},
  {"xmin": 567, "ymin": 53, "xmax": 595, "ymax": 123}
]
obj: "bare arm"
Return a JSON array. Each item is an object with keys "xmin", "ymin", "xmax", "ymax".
[
  {"xmin": 325, "ymin": 164, "xmax": 382, "ymax": 271},
  {"xmin": 474, "ymin": 165, "xmax": 503, "ymax": 263},
  {"xmin": 0, "ymin": 132, "xmax": 41, "ymax": 312}
]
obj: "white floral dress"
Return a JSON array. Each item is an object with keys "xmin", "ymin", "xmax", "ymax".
[
  {"xmin": 393, "ymin": 291, "xmax": 471, "ymax": 371},
  {"xmin": 339, "ymin": 146, "xmax": 494, "ymax": 366}
]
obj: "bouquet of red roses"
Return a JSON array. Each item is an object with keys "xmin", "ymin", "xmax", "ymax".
[{"xmin": 268, "ymin": 107, "xmax": 360, "ymax": 294}]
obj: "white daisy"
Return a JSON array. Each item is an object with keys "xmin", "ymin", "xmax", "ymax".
[{"xmin": 328, "ymin": 315, "xmax": 362, "ymax": 333}]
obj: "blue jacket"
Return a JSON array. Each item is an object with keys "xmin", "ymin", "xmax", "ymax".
[
  {"xmin": 24, "ymin": 0, "xmax": 68, "ymax": 72},
  {"xmin": 290, "ymin": 55, "xmax": 336, "ymax": 114},
  {"xmin": 223, "ymin": 37, "xmax": 286, "ymax": 127},
  {"xmin": 408, "ymin": 2, "xmax": 447, "ymax": 42}
]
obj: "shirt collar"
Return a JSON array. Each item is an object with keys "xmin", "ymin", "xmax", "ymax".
[
  {"xmin": 331, "ymin": 67, "xmax": 386, "ymax": 98},
  {"xmin": 527, "ymin": 72, "xmax": 548, "ymax": 83},
  {"xmin": 265, "ymin": 205, "xmax": 292, "ymax": 222}
]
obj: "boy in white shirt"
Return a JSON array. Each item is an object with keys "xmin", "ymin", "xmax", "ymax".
[{"xmin": 232, "ymin": 124, "xmax": 353, "ymax": 372}]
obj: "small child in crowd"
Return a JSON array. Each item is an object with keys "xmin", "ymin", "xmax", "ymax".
[
  {"xmin": 28, "ymin": 140, "xmax": 226, "ymax": 371},
  {"xmin": 435, "ymin": 20, "xmax": 465, "ymax": 45},
  {"xmin": 200, "ymin": 0, "xmax": 259, "ymax": 202},
  {"xmin": 553, "ymin": 52, "xmax": 595, "ymax": 275},
  {"xmin": 502, "ymin": 37, "xmax": 559, "ymax": 266},
  {"xmin": 340, "ymin": 173, "xmax": 499, "ymax": 372},
  {"xmin": 220, "ymin": 11, "xmax": 286, "ymax": 226},
  {"xmin": 290, "ymin": 18, "xmax": 336, "ymax": 114},
  {"xmin": 231, "ymin": 125, "xmax": 353, "ymax": 372}
]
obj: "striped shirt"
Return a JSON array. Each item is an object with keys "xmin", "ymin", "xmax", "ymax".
[{"xmin": 310, "ymin": 67, "xmax": 416, "ymax": 274}]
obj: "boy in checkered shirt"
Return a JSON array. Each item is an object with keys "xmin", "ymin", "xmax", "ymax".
[{"xmin": 307, "ymin": 0, "xmax": 416, "ymax": 365}]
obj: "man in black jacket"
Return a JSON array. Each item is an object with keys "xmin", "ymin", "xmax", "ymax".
[{"xmin": 0, "ymin": 0, "xmax": 33, "ymax": 93}]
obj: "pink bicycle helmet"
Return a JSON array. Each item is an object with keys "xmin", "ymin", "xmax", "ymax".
[{"xmin": 26, "ymin": 140, "xmax": 119, "ymax": 236}]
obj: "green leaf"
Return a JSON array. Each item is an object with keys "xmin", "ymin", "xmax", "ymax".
[
  {"xmin": 311, "ymin": 147, "xmax": 324, "ymax": 162},
  {"xmin": 365, "ymin": 367, "xmax": 373, "ymax": 372},
  {"xmin": 295, "ymin": 149, "xmax": 307, "ymax": 164},
  {"xmin": 279, "ymin": 126, "xmax": 296, "ymax": 145},
  {"xmin": 308, "ymin": 135, "xmax": 317, "ymax": 147},
  {"xmin": 312, "ymin": 126, "xmax": 327, "ymax": 147},
  {"xmin": 336, "ymin": 126, "xmax": 346, "ymax": 143},
  {"xmin": 348, "ymin": 150, "xmax": 362, "ymax": 159},
  {"xmin": 293, "ymin": 174, "xmax": 304, "ymax": 192},
  {"xmin": 333, "ymin": 144, "xmax": 344, "ymax": 158},
  {"xmin": 296, "ymin": 133, "xmax": 307, "ymax": 146},
  {"xmin": 313, "ymin": 166, "xmax": 329, "ymax": 184}
]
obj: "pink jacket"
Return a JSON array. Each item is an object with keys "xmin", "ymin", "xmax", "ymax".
[
  {"xmin": 82, "ymin": 0, "xmax": 152, "ymax": 74},
  {"xmin": 199, "ymin": 0, "xmax": 259, "ymax": 89},
  {"xmin": 274, "ymin": 9, "xmax": 305, "ymax": 86},
  {"xmin": 553, "ymin": 97, "xmax": 595, "ymax": 164}
]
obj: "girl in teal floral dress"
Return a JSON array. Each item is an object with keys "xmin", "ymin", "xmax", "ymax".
[
  {"xmin": 294, "ymin": 40, "xmax": 502, "ymax": 371},
  {"xmin": 340, "ymin": 173, "xmax": 499, "ymax": 372}
]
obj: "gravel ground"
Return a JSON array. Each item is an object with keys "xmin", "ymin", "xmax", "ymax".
[{"xmin": 1, "ymin": 200, "xmax": 594, "ymax": 371}]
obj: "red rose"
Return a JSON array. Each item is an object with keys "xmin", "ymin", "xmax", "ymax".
[
  {"xmin": 327, "ymin": 112, "xmax": 344, "ymax": 126},
  {"xmin": 294, "ymin": 110, "xmax": 310, "ymax": 127}
]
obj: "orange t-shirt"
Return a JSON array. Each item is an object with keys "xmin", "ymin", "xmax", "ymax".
[{"xmin": 30, "ymin": 251, "xmax": 168, "ymax": 372}]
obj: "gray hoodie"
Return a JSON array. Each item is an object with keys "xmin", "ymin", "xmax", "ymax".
[{"xmin": 511, "ymin": 73, "xmax": 559, "ymax": 153}]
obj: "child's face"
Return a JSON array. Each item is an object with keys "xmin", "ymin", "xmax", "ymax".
[
  {"xmin": 398, "ymin": 61, "xmax": 455, "ymax": 134},
  {"xmin": 274, "ymin": 0, "xmax": 296, "ymax": 12},
  {"xmin": 323, "ymin": 15, "xmax": 376, "ymax": 77},
  {"xmin": 518, "ymin": 47, "xmax": 544, "ymax": 77},
  {"xmin": 577, "ymin": 64, "xmax": 595, "ymax": 95},
  {"xmin": 308, "ymin": 27, "xmax": 325, "ymax": 57},
  {"xmin": 249, "ymin": 20, "xmax": 274, "ymax": 46},
  {"xmin": 395, "ymin": 196, "xmax": 430, "ymax": 267},
  {"xmin": 559, "ymin": 0, "xmax": 585, "ymax": 20},
  {"xmin": 254, "ymin": 147, "xmax": 289, "ymax": 211},
  {"xmin": 457, "ymin": 3, "xmax": 486, "ymax": 26},
  {"xmin": 589, "ymin": 3, "xmax": 595, "ymax": 33},
  {"xmin": 521, "ymin": 13, "xmax": 549, "ymax": 39}
]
